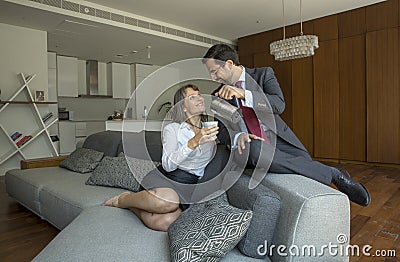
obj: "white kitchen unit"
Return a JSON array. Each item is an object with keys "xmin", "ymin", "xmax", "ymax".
[
  {"xmin": 98, "ymin": 62, "xmax": 110, "ymax": 96},
  {"xmin": 108, "ymin": 62, "xmax": 131, "ymax": 99},
  {"xmin": 57, "ymin": 56, "xmax": 78, "ymax": 97},
  {"xmin": 77, "ymin": 59, "xmax": 87, "ymax": 96},
  {"xmin": 132, "ymin": 64, "xmax": 179, "ymax": 119},
  {"xmin": 59, "ymin": 121, "xmax": 76, "ymax": 155},
  {"xmin": 59, "ymin": 121, "xmax": 106, "ymax": 155},
  {"xmin": 106, "ymin": 120, "xmax": 163, "ymax": 132}
]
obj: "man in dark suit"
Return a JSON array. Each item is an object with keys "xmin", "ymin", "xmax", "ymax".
[{"xmin": 202, "ymin": 44, "xmax": 371, "ymax": 206}]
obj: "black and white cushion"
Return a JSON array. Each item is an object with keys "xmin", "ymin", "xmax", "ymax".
[
  {"xmin": 85, "ymin": 155, "xmax": 160, "ymax": 192},
  {"xmin": 168, "ymin": 194, "xmax": 253, "ymax": 262},
  {"xmin": 59, "ymin": 148, "xmax": 104, "ymax": 173}
]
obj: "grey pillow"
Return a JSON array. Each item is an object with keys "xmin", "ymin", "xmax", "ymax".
[
  {"xmin": 83, "ymin": 131, "xmax": 122, "ymax": 157},
  {"xmin": 168, "ymin": 194, "xmax": 253, "ymax": 262},
  {"xmin": 85, "ymin": 155, "xmax": 160, "ymax": 192},
  {"xmin": 227, "ymin": 175, "xmax": 281, "ymax": 258},
  {"xmin": 59, "ymin": 148, "xmax": 104, "ymax": 173}
]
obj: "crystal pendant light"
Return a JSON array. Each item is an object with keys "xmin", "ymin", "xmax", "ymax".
[{"xmin": 270, "ymin": 0, "xmax": 318, "ymax": 61}]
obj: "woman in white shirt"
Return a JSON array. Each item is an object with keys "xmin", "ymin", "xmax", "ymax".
[{"xmin": 104, "ymin": 84, "xmax": 219, "ymax": 232}]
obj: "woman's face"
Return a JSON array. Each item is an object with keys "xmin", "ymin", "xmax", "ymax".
[{"xmin": 183, "ymin": 88, "xmax": 205, "ymax": 118}]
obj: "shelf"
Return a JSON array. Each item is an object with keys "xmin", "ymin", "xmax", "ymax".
[
  {"xmin": 0, "ymin": 101, "xmax": 58, "ymax": 104},
  {"xmin": 0, "ymin": 72, "xmax": 59, "ymax": 166}
]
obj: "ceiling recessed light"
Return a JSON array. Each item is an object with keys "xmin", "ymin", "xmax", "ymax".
[
  {"xmin": 131, "ymin": 51, "xmax": 138, "ymax": 54},
  {"xmin": 115, "ymin": 54, "xmax": 127, "ymax": 58}
]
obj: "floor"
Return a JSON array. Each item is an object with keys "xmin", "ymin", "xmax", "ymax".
[{"xmin": 0, "ymin": 162, "xmax": 399, "ymax": 261}]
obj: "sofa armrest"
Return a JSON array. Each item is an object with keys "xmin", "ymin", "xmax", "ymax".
[
  {"xmin": 20, "ymin": 156, "xmax": 67, "ymax": 169},
  {"xmin": 262, "ymin": 173, "xmax": 350, "ymax": 262}
]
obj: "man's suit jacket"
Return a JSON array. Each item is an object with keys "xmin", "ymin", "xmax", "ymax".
[{"xmin": 215, "ymin": 67, "xmax": 307, "ymax": 152}]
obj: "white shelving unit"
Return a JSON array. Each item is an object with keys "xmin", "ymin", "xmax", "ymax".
[{"xmin": 0, "ymin": 73, "xmax": 59, "ymax": 166}]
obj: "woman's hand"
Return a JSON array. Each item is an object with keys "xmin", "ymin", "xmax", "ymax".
[{"xmin": 187, "ymin": 126, "xmax": 219, "ymax": 150}]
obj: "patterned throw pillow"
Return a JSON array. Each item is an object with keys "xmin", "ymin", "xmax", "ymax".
[
  {"xmin": 59, "ymin": 148, "xmax": 104, "ymax": 173},
  {"xmin": 85, "ymin": 155, "xmax": 160, "ymax": 192},
  {"xmin": 168, "ymin": 194, "xmax": 253, "ymax": 262}
]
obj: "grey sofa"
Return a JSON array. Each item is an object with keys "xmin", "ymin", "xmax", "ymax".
[{"xmin": 5, "ymin": 131, "xmax": 350, "ymax": 262}]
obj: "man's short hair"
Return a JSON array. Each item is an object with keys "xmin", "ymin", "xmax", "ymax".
[{"xmin": 202, "ymin": 44, "xmax": 240, "ymax": 65}]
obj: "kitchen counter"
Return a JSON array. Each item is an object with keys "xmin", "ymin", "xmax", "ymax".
[{"xmin": 106, "ymin": 120, "xmax": 166, "ymax": 132}]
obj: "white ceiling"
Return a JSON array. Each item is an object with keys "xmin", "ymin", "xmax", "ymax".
[{"xmin": 0, "ymin": 0, "xmax": 386, "ymax": 66}]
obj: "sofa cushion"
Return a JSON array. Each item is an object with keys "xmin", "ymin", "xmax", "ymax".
[
  {"xmin": 122, "ymin": 131, "xmax": 162, "ymax": 162},
  {"xmin": 33, "ymin": 206, "xmax": 170, "ymax": 262},
  {"xmin": 227, "ymin": 175, "xmax": 280, "ymax": 258},
  {"xmin": 59, "ymin": 148, "xmax": 104, "ymax": 173},
  {"xmin": 83, "ymin": 131, "xmax": 122, "ymax": 157},
  {"xmin": 168, "ymin": 194, "xmax": 253, "ymax": 262},
  {"xmin": 5, "ymin": 167, "xmax": 82, "ymax": 216},
  {"xmin": 85, "ymin": 155, "xmax": 160, "ymax": 192},
  {"xmin": 39, "ymin": 173, "xmax": 127, "ymax": 230}
]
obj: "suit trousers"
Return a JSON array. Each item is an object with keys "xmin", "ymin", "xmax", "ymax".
[{"xmin": 246, "ymin": 137, "xmax": 337, "ymax": 185}]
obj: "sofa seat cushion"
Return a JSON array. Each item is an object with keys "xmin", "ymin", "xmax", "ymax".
[
  {"xmin": 33, "ymin": 206, "xmax": 170, "ymax": 262},
  {"xmin": 33, "ymin": 206, "xmax": 265, "ymax": 262},
  {"xmin": 5, "ymin": 167, "xmax": 82, "ymax": 216},
  {"xmin": 39, "ymin": 174, "xmax": 127, "ymax": 229}
]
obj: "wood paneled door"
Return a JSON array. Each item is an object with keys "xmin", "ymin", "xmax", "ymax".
[{"xmin": 366, "ymin": 28, "xmax": 400, "ymax": 164}]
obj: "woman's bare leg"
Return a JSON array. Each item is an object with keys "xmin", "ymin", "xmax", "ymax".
[
  {"xmin": 104, "ymin": 188, "xmax": 180, "ymax": 214},
  {"xmin": 129, "ymin": 207, "xmax": 182, "ymax": 232}
]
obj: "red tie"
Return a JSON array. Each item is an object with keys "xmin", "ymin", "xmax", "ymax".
[{"xmin": 235, "ymin": 81, "xmax": 270, "ymax": 144}]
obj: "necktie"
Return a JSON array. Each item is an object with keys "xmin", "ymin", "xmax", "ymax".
[{"xmin": 235, "ymin": 81, "xmax": 270, "ymax": 144}]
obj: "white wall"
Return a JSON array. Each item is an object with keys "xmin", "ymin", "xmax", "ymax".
[
  {"xmin": 0, "ymin": 23, "xmax": 48, "ymax": 173},
  {"xmin": 0, "ymin": 23, "xmax": 48, "ymax": 100}
]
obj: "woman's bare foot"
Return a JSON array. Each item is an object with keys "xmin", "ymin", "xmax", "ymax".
[{"xmin": 103, "ymin": 191, "xmax": 131, "ymax": 207}]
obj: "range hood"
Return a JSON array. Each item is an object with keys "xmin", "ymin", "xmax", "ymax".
[{"xmin": 79, "ymin": 60, "xmax": 112, "ymax": 98}]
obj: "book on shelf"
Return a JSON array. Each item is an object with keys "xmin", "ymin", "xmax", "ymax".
[
  {"xmin": 16, "ymin": 135, "xmax": 32, "ymax": 148},
  {"xmin": 42, "ymin": 112, "xmax": 54, "ymax": 123},
  {"xmin": 10, "ymin": 131, "xmax": 22, "ymax": 141}
]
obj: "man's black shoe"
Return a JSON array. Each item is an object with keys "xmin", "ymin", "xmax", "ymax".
[{"xmin": 332, "ymin": 170, "xmax": 371, "ymax": 207}]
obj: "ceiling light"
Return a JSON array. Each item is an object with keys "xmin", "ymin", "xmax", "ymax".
[
  {"xmin": 270, "ymin": 0, "xmax": 318, "ymax": 61},
  {"xmin": 146, "ymin": 46, "xmax": 151, "ymax": 59}
]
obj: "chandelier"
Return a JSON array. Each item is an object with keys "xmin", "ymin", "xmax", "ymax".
[{"xmin": 270, "ymin": 0, "xmax": 318, "ymax": 61}]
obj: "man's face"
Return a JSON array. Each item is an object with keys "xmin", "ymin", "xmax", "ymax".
[{"xmin": 205, "ymin": 58, "xmax": 233, "ymax": 84}]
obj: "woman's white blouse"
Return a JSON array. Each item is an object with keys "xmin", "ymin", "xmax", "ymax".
[{"xmin": 161, "ymin": 122, "xmax": 216, "ymax": 178}]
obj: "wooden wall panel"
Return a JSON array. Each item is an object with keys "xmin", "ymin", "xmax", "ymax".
[
  {"xmin": 338, "ymin": 7, "xmax": 366, "ymax": 38},
  {"xmin": 313, "ymin": 40, "xmax": 340, "ymax": 159},
  {"xmin": 366, "ymin": 0, "xmax": 399, "ymax": 32},
  {"xmin": 253, "ymin": 52, "xmax": 273, "ymax": 67},
  {"xmin": 238, "ymin": 55, "xmax": 253, "ymax": 68},
  {"xmin": 313, "ymin": 15, "xmax": 338, "ymax": 41},
  {"xmin": 366, "ymin": 28, "xmax": 400, "ymax": 164},
  {"xmin": 339, "ymin": 35, "xmax": 366, "ymax": 161},
  {"xmin": 292, "ymin": 57, "xmax": 314, "ymax": 155},
  {"xmin": 238, "ymin": 36, "xmax": 254, "ymax": 56}
]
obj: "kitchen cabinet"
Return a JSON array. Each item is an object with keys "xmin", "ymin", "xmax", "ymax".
[
  {"xmin": 57, "ymin": 56, "xmax": 78, "ymax": 97},
  {"xmin": 106, "ymin": 120, "xmax": 163, "ymax": 132},
  {"xmin": 59, "ymin": 121, "xmax": 106, "ymax": 155},
  {"xmin": 98, "ymin": 62, "xmax": 110, "ymax": 96},
  {"xmin": 77, "ymin": 60, "xmax": 86, "ymax": 95},
  {"xmin": 108, "ymin": 62, "xmax": 131, "ymax": 99}
]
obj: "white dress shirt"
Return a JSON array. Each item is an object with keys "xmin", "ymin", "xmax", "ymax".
[{"xmin": 161, "ymin": 122, "xmax": 216, "ymax": 178}]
